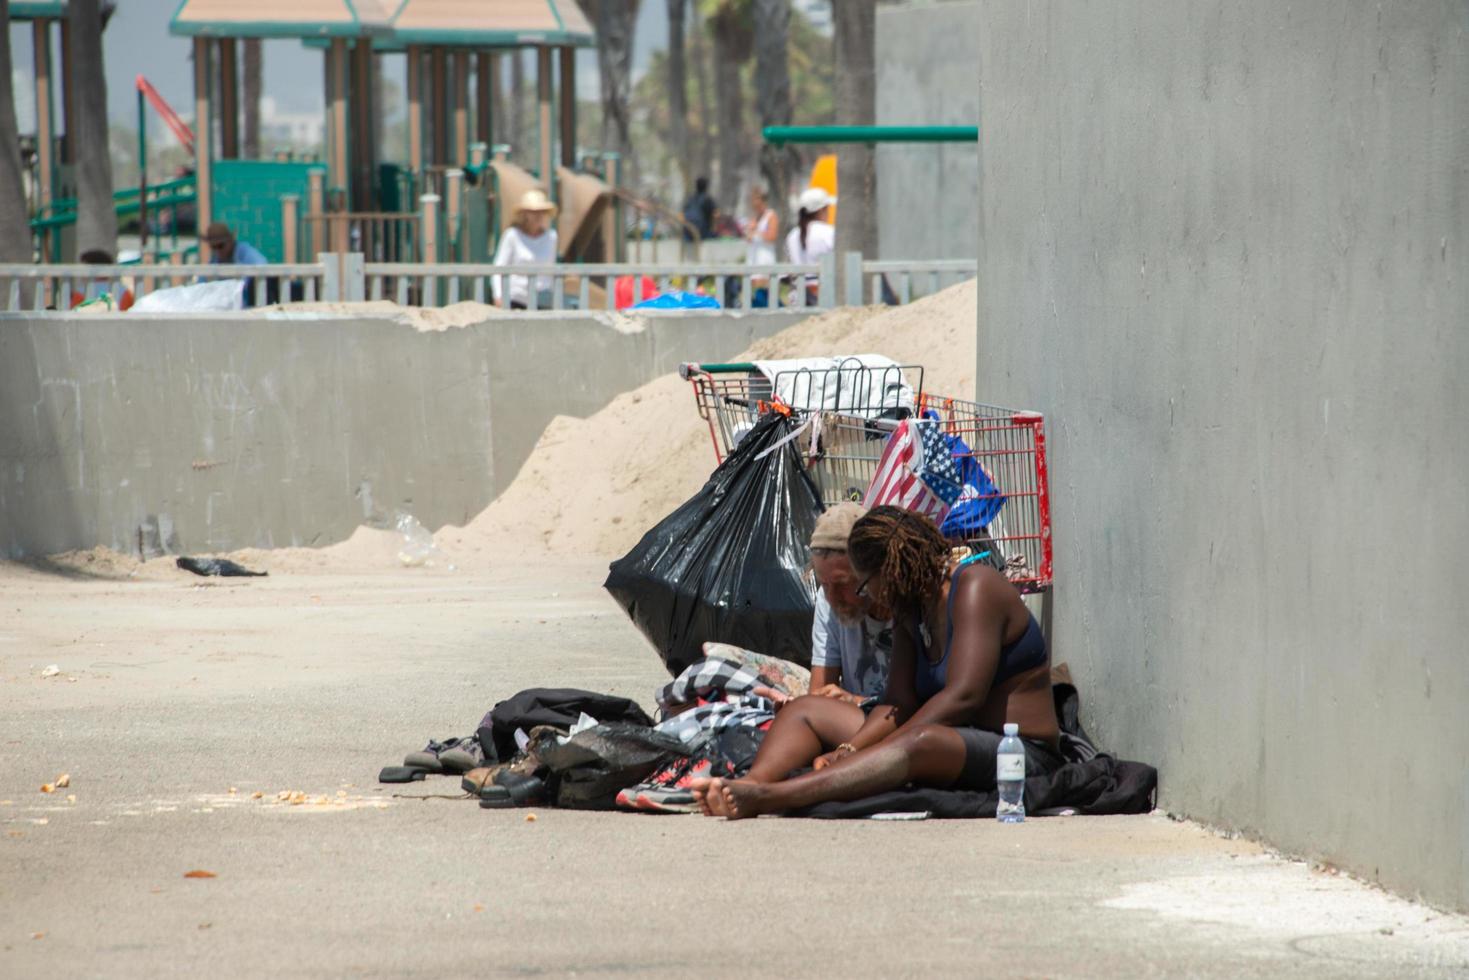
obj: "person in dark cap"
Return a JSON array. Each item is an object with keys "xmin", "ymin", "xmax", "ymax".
[
  {"xmin": 204, "ymin": 222, "xmax": 269, "ymax": 306},
  {"xmin": 204, "ymin": 222, "xmax": 267, "ymax": 266}
]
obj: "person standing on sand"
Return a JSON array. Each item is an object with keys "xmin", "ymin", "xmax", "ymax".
[{"xmin": 691, "ymin": 506, "xmax": 1063, "ymax": 819}]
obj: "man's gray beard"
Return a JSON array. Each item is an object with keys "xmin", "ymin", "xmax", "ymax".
[{"xmin": 831, "ymin": 605, "xmax": 864, "ymax": 627}]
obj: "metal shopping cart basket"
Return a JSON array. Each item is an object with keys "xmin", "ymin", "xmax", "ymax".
[{"xmin": 680, "ymin": 361, "xmax": 1053, "ymax": 594}]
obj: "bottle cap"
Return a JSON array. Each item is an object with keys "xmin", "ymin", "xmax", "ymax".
[{"xmin": 1003, "ymin": 723, "xmax": 1019, "ymax": 736}]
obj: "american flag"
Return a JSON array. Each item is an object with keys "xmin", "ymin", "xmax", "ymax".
[{"xmin": 862, "ymin": 419, "xmax": 965, "ymax": 523}]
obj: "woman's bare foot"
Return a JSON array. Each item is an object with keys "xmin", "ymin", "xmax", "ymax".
[
  {"xmin": 689, "ymin": 777, "xmax": 720, "ymax": 817},
  {"xmin": 709, "ymin": 777, "xmax": 773, "ymax": 820}
]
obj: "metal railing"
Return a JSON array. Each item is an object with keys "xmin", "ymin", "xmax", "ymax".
[
  {"xmin": 361, "ymin": 259, "xmax": 835, "ymax": 311},
  {"xmin": 305, "ymin": 213, "xmax": 420, "ymax": 264},
  {"xmin": 0, "ymin": 262, "xmax": 325, "ymax": 312},
  {"xmin": 863, "ymin": 259, "xmax": 977, "ymax": 305},
  {"xmin": 0, "ymin": 253, "xmax": 976, "ymax": 314}
]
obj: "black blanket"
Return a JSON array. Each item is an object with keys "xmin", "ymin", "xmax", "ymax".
[{"xmin": 789, "ymin": 753, "xmax": 1157, "ymax": 819}]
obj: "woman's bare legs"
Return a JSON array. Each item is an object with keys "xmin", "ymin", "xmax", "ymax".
[
  {"xmin": 743, "ymin": 696, "xmax": 865, "ymax": 782},
  {"xmin": 690, "ymin": 695, "xmax": 863, "ymax": 815},
  {"xmin": 695, "ymin": 724, "xmax": 969, "ymax": 819}
]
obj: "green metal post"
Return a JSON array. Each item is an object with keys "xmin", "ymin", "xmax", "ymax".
[
  {"xmin": 762, "ymin": 125, "xmax": 978, "ymax": 145},
  {"xmin": 137, "ymin": 86, "xmax": 148, "ymax": 253}
]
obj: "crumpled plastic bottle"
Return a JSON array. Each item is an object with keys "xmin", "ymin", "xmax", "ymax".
[{"xmin": 395, "ymin": 513, "xmax": 442, "ymax": 567}]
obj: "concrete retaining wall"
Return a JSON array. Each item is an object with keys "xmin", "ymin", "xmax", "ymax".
[
  {"xmin": 973, "ymin": 0, "xmax": 1468, "ymax": 910},
  {"xmin": 876, "ymin": 1, "xmax": 980, "ymax": 261},
  {"xmin": 0, "ymin": 309, "xmax": 812, "ymax": 557}
]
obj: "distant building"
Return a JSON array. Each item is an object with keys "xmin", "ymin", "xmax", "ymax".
[
  {"xmin": 12, "ymin": 69, "xmax": 36, "ymax": 133},
  {"xmin": 793, "ymin": 0, "xmax": 832, "ymax": 34},
  {"xmin": 259, "ymin": 97, "xmax": 325, "ymax": 151}
]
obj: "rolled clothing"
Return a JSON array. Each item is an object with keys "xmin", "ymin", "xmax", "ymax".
[{"xmin": 951, "ymin": 727, "xmax": 1065, "ymax": 791}]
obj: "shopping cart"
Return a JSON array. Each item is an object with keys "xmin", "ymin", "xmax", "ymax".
[{"xmin": 680, "ymin": 361, "xmax": 1053, "ymax": 593}]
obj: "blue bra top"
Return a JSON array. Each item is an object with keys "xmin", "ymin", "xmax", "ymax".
[{"xmin": 913, "ymin": 555, "xmax": 1047, "ymax": 703}]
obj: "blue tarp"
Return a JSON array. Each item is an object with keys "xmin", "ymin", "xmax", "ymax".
[{"xmin": 630, "ymin": 290, "xmax": 722, "ymax": 311}]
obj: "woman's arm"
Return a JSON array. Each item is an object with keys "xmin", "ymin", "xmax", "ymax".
[
  {"xmin": 760, "ymin": 211, "xmax": 780, "ymax": 243},
  {"xmin": 898, "ymin": 569, "xmax": 1001, "ymax": 730},
  {"xmin": 830, "ymin": 614, "xmax": 921, "ymax": 751},
  {"xmin": 808, "ymin": 665, "xmax": 842, "ymax": 691},
  {"xmin": 490, "ymin": 229, "xmax": 516, "ymax": 306},
  {"xmin": 817, "ymin": 579, "xmax": 1004, "ymax": 769}
]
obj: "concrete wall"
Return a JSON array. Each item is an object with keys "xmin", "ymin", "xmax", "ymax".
[
  {"xmin": 876, "ymin": 1, "xmax": 980, "ymax": 261},
  {"xmin": 973, "ymin": 1, "xmax": 1468, "ymax": 911},
  {"xmin": 0, "ymin": 309, "xmax": 812, "ymax": 557}
]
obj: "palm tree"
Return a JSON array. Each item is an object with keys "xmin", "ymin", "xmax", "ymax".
[
  {"xmin": 243, "ymin": 39, "xmax": 262, "ymax": 159},
  {"xmin": 0, "ymin": 0, "xmax": 33, "ymax": 282},
  {"xmin": 753, "ymin": 0, "xmax": 793, "ymax": 233},
  {"xmin": 510, "ymin": 50, "xmax": 526, "ymax": 153},
  {"xmin": 688, "ymin": 0, "xmax": 714, "ymax": 179},
  {"xmin": 577, "ymin": 0, "xmax": 640, "ymax": 167},
  {"xmin": 704, "ymin": 0, "xmax": 753, "ymax": 208},
  {"xmin": 666, "ymin": 0, "xmax": 689, "ymax": 191},
  {"xmin": 832, "ymin": 0, "xmax": 876, "ymax": 281},
  {"xmin": 69, "ymin": 0, "xmax": 117, "ymax": 258}
]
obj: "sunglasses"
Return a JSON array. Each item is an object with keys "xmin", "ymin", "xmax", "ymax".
[{"xmin": 855, "ymin": 573, "xmax": 877, "ymax": 599}]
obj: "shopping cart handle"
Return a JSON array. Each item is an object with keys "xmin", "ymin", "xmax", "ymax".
[{"xmin": 680, "ymin": 361, "xmax": 759, "ymax": 380}]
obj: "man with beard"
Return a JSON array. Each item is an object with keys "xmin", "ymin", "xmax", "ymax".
[{"xmin": 807, "ymin": 503, "xmax": 894, "ymax": 702}]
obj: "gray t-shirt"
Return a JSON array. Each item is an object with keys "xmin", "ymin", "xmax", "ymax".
[{"xmin": 810, "ymin": 590, "xmax": 893, "ymax": 698}]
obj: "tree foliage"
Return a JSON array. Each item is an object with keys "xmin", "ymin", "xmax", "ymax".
[{"xmin": 630, "ymin": 5, "xmax": 831, "ymax": 209}]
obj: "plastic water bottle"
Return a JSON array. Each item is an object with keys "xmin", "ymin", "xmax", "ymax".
[{"xmin": 996, "ymin": 723, "xmax": 1026, "ymax": 823}]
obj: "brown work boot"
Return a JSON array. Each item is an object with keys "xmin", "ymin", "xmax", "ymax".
[{"xmin": 460, "ymin": 763, "xmax": 510, "ymax": 795}]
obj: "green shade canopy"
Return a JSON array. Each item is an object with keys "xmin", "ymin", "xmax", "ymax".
[
  {"xmin": 10, "ymin": 2, "xmax": 69, "ymax": 19},
  {"xmin": 169, "ymin": 0, "xmax": 394, "ymax": 39},
  {"xmin": 387, "ymin": 0, "xmax": 594, "ymax": 48}
]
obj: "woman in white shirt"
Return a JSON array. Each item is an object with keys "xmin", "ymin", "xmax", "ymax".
[
  {"xmin": 492, "ymin": 189, "xmax": 559, "ymax": 309},
  {"xmin": 785, "ymin": 186, "xmax": 836, "ymax": 302},
  {"xmin": 734, "ymin": 186, "xmax": 780, "ymax": 308}
]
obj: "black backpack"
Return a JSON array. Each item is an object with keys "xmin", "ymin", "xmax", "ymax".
[{"xmin": 475, "ymin": 688, "xmax": 653, "ymax": 764}]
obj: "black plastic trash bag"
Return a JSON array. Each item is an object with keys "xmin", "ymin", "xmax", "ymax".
[
  {"xmin": 176, "ymin": 556, "xmax": 267, "ymax": 577},
  {"xmin": 529, "ymin": 723, "xmax": 690, "ymax": 810},
  {"xmin": 605, "ymin": 411, "xmax": 824, "ymax": 676}
]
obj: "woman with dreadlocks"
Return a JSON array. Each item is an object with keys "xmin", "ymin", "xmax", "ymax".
[{"xmin": 691, "ymin": 505, "xmax": 1062, "ymax": 819}]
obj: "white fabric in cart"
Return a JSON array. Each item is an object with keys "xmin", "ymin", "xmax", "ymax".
[{"xmin": 750, "ymin": 355, "xmax": 915, "ymax": 418}]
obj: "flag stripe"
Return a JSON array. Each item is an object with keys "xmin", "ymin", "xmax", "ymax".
[{"xmin": 863, "ymin": 419, "xmax": 955, "ymax": 525}]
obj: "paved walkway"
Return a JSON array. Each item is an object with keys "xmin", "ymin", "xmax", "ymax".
[{"xmin": 4, "ymin": 561, "xmax": 1467, "ymax": 977}]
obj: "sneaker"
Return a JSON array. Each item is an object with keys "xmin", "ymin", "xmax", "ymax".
[
  {"xmin": 618, "ymin": 754, "xmax": 712, "ymax": 813},
  {"xmin": 403, "ymin": 751, "xmax": 445, "ymax": 773},
  {"xmin": 437, "ymin": 744, "xmax": 483, "ymax": 774},
  {"xmin": 406, "ymin": 736, "xmax": 482, "ymax": 775}
]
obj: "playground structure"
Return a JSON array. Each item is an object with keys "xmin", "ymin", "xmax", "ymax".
[{"xmin": 21, "ymin": 0, "xmax": 643, "ymax": 270}]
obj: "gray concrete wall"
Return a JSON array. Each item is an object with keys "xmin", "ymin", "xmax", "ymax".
[
  {"xmin": 876, "ymin": 1, "xmax": 980, "ymax": 261},
  {"xmin": 973, "ymin": 0, "xmax": 1469, "ymax": 911},
  {"xmin": 0, "ymin": 310, "xmax": 812, "ymax": 557}
]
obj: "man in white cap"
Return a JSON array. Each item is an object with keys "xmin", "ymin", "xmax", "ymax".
[
  {"xmin": 492, "ymin": 189, "xmax": 559, "ymax": 309},
  {"xmin": 807, "ymin": 502, "xmax": 893, "ymax": 702}
]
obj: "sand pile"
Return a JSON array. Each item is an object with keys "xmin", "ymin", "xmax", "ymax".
[
  {"xmin": 266, "ymin": 300, "xmax": 511, "ymax": 331},
  {"xmin": 436, "ymin": 279, "xmax": 978, "ymax": 562}
]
